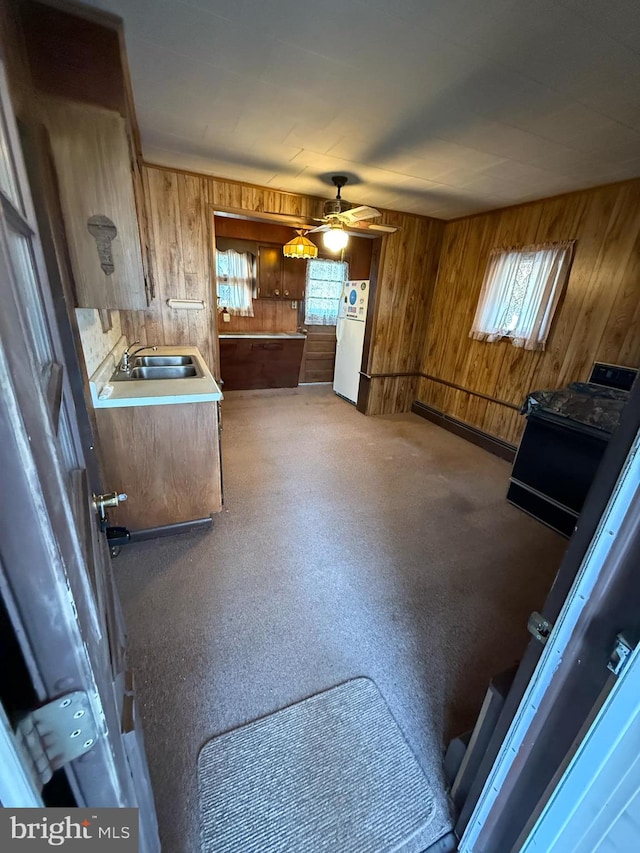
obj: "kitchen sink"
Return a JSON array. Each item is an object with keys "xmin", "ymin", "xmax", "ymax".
[
  {"xmin": 132, "ymin": 355, "xmax": 194, "ymax": 367},
  {"xmin": 111, "ymin": 363, "xmax": 202, "ymax": 381}
]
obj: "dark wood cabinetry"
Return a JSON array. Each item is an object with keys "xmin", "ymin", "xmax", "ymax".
[
  {"xmin": 257, "ymin": 243, "xmax": 306, "ymax": 300},
  {"xmin": 219, "ymin": 336, "xmax": 305, "ymax": 390}
]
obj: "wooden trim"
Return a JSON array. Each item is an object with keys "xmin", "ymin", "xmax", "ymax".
[
  {"xmin": 421, "ymin": 373, "xmax": 522, "ymax": 411},
  {"xmin": 213, "ymin": 204, "xmax": 313, "ymax": 228},
  {"xmin": 364, "ymin": 371, "xmax": 417, "ymax": 379},
  {"xmin": 411, "ymin": 401, "xmax": 517, "ymax": 462},
  {"xmin": 364, "ymin": 371, "xmax": 521, "ymax": 412},
  {"xmin": 360, "ymin": 239, "xmax": 381, "ymax": 376},
  {"xmin": 356, "ymin": 373, "xmax": 370, "ymax": 414}
]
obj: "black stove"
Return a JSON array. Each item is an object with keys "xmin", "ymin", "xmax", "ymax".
[{"xmin": 507, "ymin": 363, "xmax": 637, "ymax": 537}]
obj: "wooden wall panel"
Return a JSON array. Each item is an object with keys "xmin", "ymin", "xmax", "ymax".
[
  {"xmin": 419, "ymin": 179, "xmax": 640, "ymax": 444},
  {"xmin": 366, "ymin": 375, "xmax": 420, "ymax": 416},
  {"xmin": 120, "ymin": 167, "xmax": 216, "ymax": 370},
  {"xmin": 368, "ymin": 213, "xmax": 444, "ymax": 376},
  {"xmin": 124, "ymin": 164, "xmax": 419, "ymax": 387},
  {"xmin": 364, "ymin": 212, "xmax": 444, "ymax": 414},
  {"xmin": 222, "ymin": 300, "xmax": 298, "ymax": 333}
]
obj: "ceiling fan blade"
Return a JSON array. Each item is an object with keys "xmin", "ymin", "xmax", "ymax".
[
  {"xmin": 307, "ymin": 224, "xmax": 330, "ymax": 233},
  {"xmin": 353, "ymin": 221, "xmax": 399, "ymax": 234},
  {"xmin": 338, "ymin": 205, "xmax": 381, "ymax": 224}
]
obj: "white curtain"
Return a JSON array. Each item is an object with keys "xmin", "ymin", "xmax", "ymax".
[
  {"xmin": 469, "ymin": 241, "xmax": 574, "ymax": 351},
  {"xmin": 216, "ymin": 249, "xmax": 254, "ymax": 316},
  {"xmin": 304, "ymin": 259, "xmax": 348, "ymax": 325}
]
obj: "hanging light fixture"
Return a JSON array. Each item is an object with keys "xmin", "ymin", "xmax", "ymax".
[
  {"xmin": 323, "ymin": 223, "xmax": 349, "ymax": 252},
  {"xmin": 282, "ymin": 229, "xmax": 318, "ymax": 259}
]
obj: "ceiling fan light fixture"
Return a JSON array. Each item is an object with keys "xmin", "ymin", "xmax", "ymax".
[
  {"xmin": 323, "ymin": 224, "xmax": 349, "ymax": 252},
  {"xmin": 282, "ymin": 231, "xmax": 318, "ymax": 259}
]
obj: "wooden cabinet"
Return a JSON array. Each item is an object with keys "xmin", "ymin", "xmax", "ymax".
[
  {"xmin": 220, "ymin": 337, "xmax": 305, "ymax": 390},
  {"xmin": 95, "ymin": 402, "xmax": 222, "ymax": 530},
  {"xmin": 282, "ymin": 257, "xmax": 306, "ymax": 300},
  {"xmin": 257, "ymin": 244, "xmax": 282, "ymax": 297},
  {"xmin": 43, "ymin": 99, "xmax": 149, "ymax": 310},
  {"xmin": 257, "ymin": 243, "xmax": 306, "ymax": 300}
]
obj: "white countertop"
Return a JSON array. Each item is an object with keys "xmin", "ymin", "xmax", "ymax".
[
  {"xmin": 218, "ymin": 332, "xmax": 306, "ymax": 339},
  {"xmin": 89, "ymin": 337, "xmax": 223, "ymax": 408}
]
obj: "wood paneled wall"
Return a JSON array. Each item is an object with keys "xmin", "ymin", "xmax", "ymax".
[
  {"xmin": 364, "ymin": 212, "xmax": 444, "ymax": 414},
  {"xmin": 121, "ymin": 167, "xmax": 214, "ymax": 367},
  {"xmin": 123, "ymin": 164, "xmax": 415, "ymax": 386},
  {"xmin": 121, "ymin": 165, "xmax": 322, "ymax": 376},
  {"xmin": 417, "ymin": 179, "xmax": 640, "ymax": 444}
]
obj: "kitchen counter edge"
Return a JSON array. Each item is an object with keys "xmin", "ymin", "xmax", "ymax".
[{"xmin": 89, "ymin": 338, "xmax": 223, "ymax": 408}]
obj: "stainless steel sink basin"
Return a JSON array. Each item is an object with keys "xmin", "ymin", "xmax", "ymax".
[
  {"xmin": 111, "ymin": 364, "xmax": 201, "ymax": 382},
  {"xmin": 132, "ymin": 355, "xmax": 194, "ymax": 367}
]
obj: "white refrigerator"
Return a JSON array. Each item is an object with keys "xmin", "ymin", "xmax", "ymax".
[{"xmin": 333, "ymin": 280, "xmax": 370, "ymax": 404}]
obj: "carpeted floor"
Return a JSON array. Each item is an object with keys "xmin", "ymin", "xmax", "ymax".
[{"xmin": 113, "ymin": 385, "xmax": 566, "ymax": 853}]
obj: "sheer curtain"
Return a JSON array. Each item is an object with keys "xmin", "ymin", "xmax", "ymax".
[
  {"xmin": 304, "ymin": 259, "xmax": 348, "ymax": 325},
  {"xmin": 216, "ymin": 249, "xmax": 254, "ymax": 316},
  {"xmin": 470, "ymin": 241, "xmax": 574, "ymax": 350}
]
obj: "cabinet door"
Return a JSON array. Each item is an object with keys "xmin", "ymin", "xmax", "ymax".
[
  {"xmin": 282, "ymin": 257, "xmax": 306, "ymax": 300},
  {"xmin": 43, "ymin": 99, "xmax": 148, "ymax": 309},
  {"xmin": 258, "ymin": 244, "xmax": 282, "ymax": 297}
]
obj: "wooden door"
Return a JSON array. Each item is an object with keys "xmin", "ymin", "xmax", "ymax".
[
  {"xmin": 258, "ymin": 243, "xmax": 282, "ymax": 297},
  {"xmin": 0, "ymin": 60, "xmax": 159, "ymax": 848},
  {"xmin": 457, "ymin": 375, "xmax": 640, "ymax": 851},
  {"xmin": 282, "ymin": 256, "xmax": 306, "ymax": 300}
]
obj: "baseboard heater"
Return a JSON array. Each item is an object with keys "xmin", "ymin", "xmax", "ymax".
[{"xmin": 411, "ymin": 401, "xmax": 516, "ymax": 463}]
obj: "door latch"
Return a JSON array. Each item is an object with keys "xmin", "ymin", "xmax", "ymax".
[
  {"xmin": 607, "ymin": 634, "xmax": 635, "ymax": 677},
  {"xmin": 16, "ymin": 691, "xmax": 99, "ymax": 789},
  {"xmin": 527, "ymin": 611, "xmax": 554, "ymax": 646},
  {"xmin": 93, "ymin": 491, "xmax": 127, "ymax": 530}
]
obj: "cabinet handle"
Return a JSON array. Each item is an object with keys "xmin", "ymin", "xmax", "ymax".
[
  {"xmin": 284, "ymin": 290, "xmax": 290, "ymax": 296},
  {"xmin": 274, "ymin": 289, "xmax": 280, "ymax": 296}
]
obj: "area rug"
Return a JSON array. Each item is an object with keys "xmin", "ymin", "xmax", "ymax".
[{"xmin": 198, "ymin": 677, "xmax": 438, "ymax": 852}]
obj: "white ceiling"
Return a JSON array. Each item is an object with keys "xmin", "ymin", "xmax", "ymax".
[{"xmin": 85, "ymin": 0, "xmax": 640, "ymax": 219}]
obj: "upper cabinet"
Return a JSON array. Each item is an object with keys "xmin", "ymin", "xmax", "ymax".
[
  {"xmin": 257, "ymin": 243, "xmax": 306, "ymax": 300},
  {"xmin": 18, "ymin": 0, "xmax": 153, "ymax": 310},
  {"xmin": 43, "ymin": 99, "xmax": 149, "ymax": 310}
]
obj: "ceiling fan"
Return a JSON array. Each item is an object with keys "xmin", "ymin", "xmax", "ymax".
[{"xmin": 306, "ymin": 176, "xmax": 399, "ymax": 239}]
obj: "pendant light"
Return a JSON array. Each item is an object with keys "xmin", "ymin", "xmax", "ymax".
[
  {"xmin": 283, "ymin": 230, "xmax": 318, "ymax": 259},
  {"xmin": 323, "ymin": 223, "xmax": 349, "ymax": 252}
]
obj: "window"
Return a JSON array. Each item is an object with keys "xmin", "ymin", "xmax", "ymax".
[
  {"xmin": 304, "ymin": 259, "xmax": 348, "ymax": 325},
  {"xmin": 216, "ymin": 249, "xmax": 254, "ymax": 316},
  {"xmin": 470, "ymin": 241, "xmax": 574, "ymax": 351}
]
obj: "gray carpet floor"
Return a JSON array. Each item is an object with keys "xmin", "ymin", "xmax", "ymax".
[{"xmin": 113, "ymin": 385, "xmax": 566, "ymax": 853}]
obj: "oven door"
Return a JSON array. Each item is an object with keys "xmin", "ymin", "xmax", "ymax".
[{"xmin": 507, "ymin": 412, "xmax": 610, "ymax": 536}]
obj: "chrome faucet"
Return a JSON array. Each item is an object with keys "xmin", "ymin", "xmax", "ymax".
[{"xmin": 120, "ymin": 341, "xmax": 158, "ymax": 372}]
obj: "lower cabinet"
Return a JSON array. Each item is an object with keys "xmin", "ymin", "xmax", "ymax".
[
  {"xmin": 219, "ymin": 338, "xmax": 305, "ymax": 390},
  {"xmin": 95, "ymin": 401, "xmax": 222, "ymax": 530}
]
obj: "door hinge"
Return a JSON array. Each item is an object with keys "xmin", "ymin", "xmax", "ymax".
[
  {"xmin": 527, "ymin": 611, "xmax": 554, "ymax": 646},
  {"xmin": 15, "ymin": 691, "xmax": 99, "ymax": 789},
  {"xmin": 607, "ymin": 634, "xmax": 635, "ymax": 677}
]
